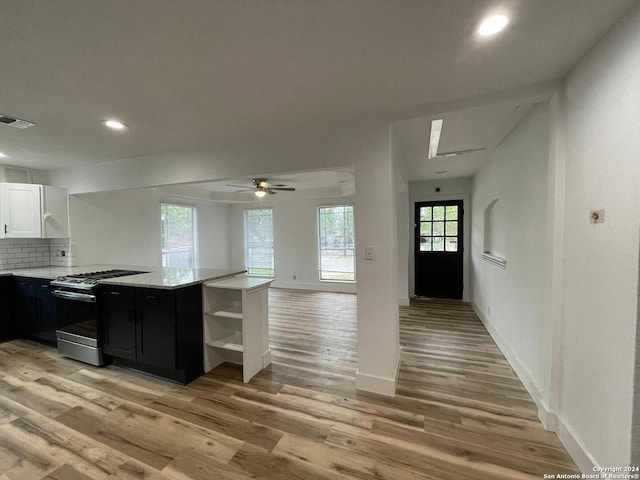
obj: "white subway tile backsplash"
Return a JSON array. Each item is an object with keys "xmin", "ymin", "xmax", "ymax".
[{"xmin": 0, "ymin": 238, "xmax": 73, "ymax": 270}]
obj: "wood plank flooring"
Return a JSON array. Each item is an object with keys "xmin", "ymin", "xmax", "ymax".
[{"xmin": 0, "ymin": 290, "xmax": 579, "ymax": 479}]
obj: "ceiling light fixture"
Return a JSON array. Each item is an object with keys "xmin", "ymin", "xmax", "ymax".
[
  {"xmin": 254, "ymin": 189, "xmax": 267, "ymax": 198},
  {"xmin": 428, "ymin": 119, "xmax": 444, "ymax": 159},
  {"xmin": 104, "ymin": 119, "xmax": 127, "ymax": 130},
  {"xmin": 0, "ymin": 152, "xmax": 7, "ymax": 158},
  {"xmin": 478, "ymin": 14, "xmax": 509, "ymax": 36}
]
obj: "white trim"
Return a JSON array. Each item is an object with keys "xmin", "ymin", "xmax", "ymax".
[
  {"xmin": 556, "ymin": 418, "xmax": 597, "ymax": 474},
  {"xmin": 471, "ymin": 303, "xmax": 552, "ymax": 426},
  {"xmin": 355, "ymin": 347, "xmax": 402, "ymax": 397},
  {"xmin": 398, "ymin": 297, "xmax": 411, "ymax": 306},
  {"xmin": 482, "ymin": 252, "xmax": 507, "ymax": 269},
  {"xmin": 262, "ymin": 350, "xmax": 272, "ymax": 368},
  {"xmin": 272, "ymin": 281, "xmax": 356, "ymax": 294}
]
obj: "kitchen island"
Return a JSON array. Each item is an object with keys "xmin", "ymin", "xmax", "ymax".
[
  {"xmin": 1, "ymin": 265, "xmax": 248, "ymax": 384},
  {"xmin": 2, "ymin": 264, "xmax": 246, "ymax": 289}
]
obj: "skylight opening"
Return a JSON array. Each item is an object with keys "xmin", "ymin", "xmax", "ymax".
[{"xmin": 428, "ymin": 119, "xmax": 444, "ymax": 159}]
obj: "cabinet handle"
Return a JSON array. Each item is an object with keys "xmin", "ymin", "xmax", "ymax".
[
  {"xmin": 4, "ymin": 225, "xmax": 7, "ymax": 234},
  {"xmin": 41, "ymin": 284, "xmax": 49, "ymax": 289},
  {"xmin": 145, "ymin": 295, "xmax": 158, "ymax": 300},
  {"xmin": 110, "ymin": 291, "xmax": 121, "ymax": 296}
]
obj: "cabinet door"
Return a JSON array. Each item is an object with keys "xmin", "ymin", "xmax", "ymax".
[
  {"xmin": 136, "ymin": 288, "xmax": 176, "ymax": 370},
  {"xmin": 13, "ymin": 277, "xmax": 38, "ymax": 336},
  {"xmin": 35, "ymin": 280, "xmax": 57, "ymax": 343},
  {"xmin": 101, "ymin": 286, "xmax": 136, "ymax": 360},
  {"xmin": 0, "ymin": 277, "xmax": 13, "ymax": 339},
  {"xmin": 0, "ymin": 183, "xmax": 42, "ymax": 238},
  {"xmin": 42, "ymin": 185, "xmax": 69, "ymax": 238}
]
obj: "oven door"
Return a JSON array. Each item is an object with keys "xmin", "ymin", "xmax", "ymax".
[{"xmin": 53, "ymin": 289, "xmax": 104, "ymax": 365}]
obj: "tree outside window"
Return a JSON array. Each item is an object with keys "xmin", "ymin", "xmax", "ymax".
[
  {"xmin": 161, "ymin": 203, "xmax": 195, "ymax": 268},
  {"xmin": 318, "ymin": 205, "xmax": 355, "ymax": 281}
]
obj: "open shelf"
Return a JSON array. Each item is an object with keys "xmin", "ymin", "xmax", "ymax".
[
  {"xmin": 206, "ymin": 332, "xmax": 243, "ymax": 352},
  {"xmin": 205, "ymin": 304, "xmax": 243, "ymax": 320},
  {"xmin": 203, "ymin": 275, "xmax": 274, "ymax": 382}
]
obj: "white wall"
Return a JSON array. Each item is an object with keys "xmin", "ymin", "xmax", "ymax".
[
  {"xmin": 557, "ymin": 4, "xmax": 640, "ymax": 467},
  {"xmin": 470, "ymin": 103, "xmax": 552, "ymax": 417},
  {"xmin": 409, "ymin": 177, "xmax": 472, "ymax": 301},
  {"xmin": 229, "ymin": 195, "xmax": 356, "ymax": 293},
  {"xmin": 69, "ymin": 189, "xmax": 230, "ymax": 268}
]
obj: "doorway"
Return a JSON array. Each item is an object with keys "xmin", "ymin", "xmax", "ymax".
[{"xmin": 414, "ymin": 200, "xmax": 464, "ymax": 299}]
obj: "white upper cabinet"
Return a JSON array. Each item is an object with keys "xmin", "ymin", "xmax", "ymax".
[{"xmin": 0, "ymin": 183, "xmax": 69, "ymax": 239}]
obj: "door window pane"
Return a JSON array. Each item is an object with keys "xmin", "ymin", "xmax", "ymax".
[
  {"xmin": 245, "ymin": 209, "xmax": 274, "ymax": 276},
  {"xmin": 445, "ymin": 222, "xmax": 458, "ymax": 236},
  {"xmin": 420, "ymin": 237, "xmax": 432, "ymax": 251},
  {"xmin": 318, "ymin": 205, "xmax": 355, "ymax": 281},
  {"xmin": 445, "ymin": 206, "xmax": 458, "ymax": 220},
  {"xmin": 161, "ymin": 204, "xmax": 195, "ymax": 268},
  {"xmin": 432, "ymin": 221, "xmax": 444, "ymax": 236},
  {"xmin": 446, "ymin": 237, "xmax": 458, "ymax": 252},
  {"xmin": 420, "ymin": 222, "xmax": 432, "ymax": 236},
  {"xmin": 420, "ymin": 207, "xmax": 432, "ymax": 221},
  {"xmin": 432, "ymin": 237, "xmax": 445, "ymax": 251},
  {"xmin": 433, "ymin": 206, "xmax": 445, "ymax": 221}
]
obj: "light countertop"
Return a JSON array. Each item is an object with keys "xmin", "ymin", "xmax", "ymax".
[{"xmin": 1, "ymin": 264, "xmax": 247, "ymax": 289}]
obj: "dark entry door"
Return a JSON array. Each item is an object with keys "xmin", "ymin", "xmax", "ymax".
[{"xmin": 415, "ymin": 200, "xmax": 463, "ymax": 299}]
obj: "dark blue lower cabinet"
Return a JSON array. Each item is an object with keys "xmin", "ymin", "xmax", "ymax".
[
  {"xmin": 100, "ymin": 284, "xmax": 203, "ymax": 384},
  {"xmin": 0, "ymin": 276, "xmax": 13, "ymax": 340}
]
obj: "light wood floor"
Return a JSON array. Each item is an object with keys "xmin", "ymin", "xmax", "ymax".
[{"xmin": 0, "ymin": 289, "xmax": 579, "ymax": 479}]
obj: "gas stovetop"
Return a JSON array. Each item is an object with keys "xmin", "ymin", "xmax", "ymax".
[{"xmin": 51, "ymin": 269, "xmax": 148, "ymax": 290}]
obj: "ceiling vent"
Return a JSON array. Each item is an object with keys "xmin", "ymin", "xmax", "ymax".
[{"xmin": 0, "ymin": 113, "xmax": 35, "ymax": 129}]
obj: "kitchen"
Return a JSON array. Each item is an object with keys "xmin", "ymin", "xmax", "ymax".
[{"xmin": 0, "ymin": 1, "xmax": 639, "ymax": 477}]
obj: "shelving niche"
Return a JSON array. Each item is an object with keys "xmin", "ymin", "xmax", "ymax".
[{"xmin": 203, "ymin": 275, "xmax": 273, "ymax": 382}]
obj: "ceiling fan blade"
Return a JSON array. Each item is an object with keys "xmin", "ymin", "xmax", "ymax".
[
  {"xmin": 270, "ymin": 187, "xmax": 295, "ymax": 191},
  {"xmin": 226, "ymin": 184, "xmax": 253, "ymax": 189},
  {"xmin": 266, "ymin": 189, "xmax": 277, "ymax": 194}
]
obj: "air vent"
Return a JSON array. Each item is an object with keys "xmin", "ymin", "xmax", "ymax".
[{"xmin": 0, "ymin": 113, "xmax": 35, "ymax": 129}]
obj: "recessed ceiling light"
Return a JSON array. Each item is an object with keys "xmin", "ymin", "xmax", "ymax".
[
  {"xmin": 0, "ymin": 152, "xmax": 7, "ymax": 158},
  {"xmin": 104, "ymin": 119, "xmax": 127, "ymax": 130},
  {"xmin": 478, "ymin": 14, "xmax": 509, "ymax": 36},
  {"xmin": 428, "ymin": 119, "xmax": 444, "ymax": 159}
]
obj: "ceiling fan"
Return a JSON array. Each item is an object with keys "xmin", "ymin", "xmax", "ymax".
[{"xmin": 226, "ymin": 178, "xmax": 296, "ymax": 198}]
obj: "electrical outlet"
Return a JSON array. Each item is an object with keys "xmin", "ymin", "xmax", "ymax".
[
  {"xmin": 590, "ymin": 209, "xmax": 605, "ymax": 224},
  {"xmin": 61, "ymin": 250, "xmax": 66, "ymax": 257}
]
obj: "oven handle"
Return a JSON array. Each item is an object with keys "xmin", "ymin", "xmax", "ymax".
[{"xmin": 52, "ymin": 290, "xmax": 97, "ymax": 303}]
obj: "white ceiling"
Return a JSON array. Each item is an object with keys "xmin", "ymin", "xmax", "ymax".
[{"xmin": 0, "ymin": 0, "xmax": 635, "ymax": 177}]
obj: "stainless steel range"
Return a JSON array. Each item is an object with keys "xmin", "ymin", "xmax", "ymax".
[{"xmin": 51, "ymin": 269, "xmax": 146, "ymax": 366}]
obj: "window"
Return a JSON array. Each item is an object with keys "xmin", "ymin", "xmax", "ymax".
[
  {"xmin": 318, "ymin": 205, "xmax": 355, "ymax": 281},
  {"xmin": 244, "ymin": 208, "xmax": 274, "ymax": 276},
  {"xmin": 418, "ymin": 204, "xmax": 459, "ymax": 252},
  {"xmin": 161, "ymin": 203, "xmax": 195, "ymax": 268}
]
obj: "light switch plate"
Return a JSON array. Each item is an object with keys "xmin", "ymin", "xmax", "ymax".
[{"xmin": 365, "ymin": 246, "xmax": 374, "ymax": 260}]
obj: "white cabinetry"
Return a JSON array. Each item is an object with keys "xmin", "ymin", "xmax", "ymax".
[
  {"xmin": 0, "ymin": 183, "xmax": 69, "ymax": 238},
  {"xmin": 203, "ymin": 276, "xmax": 273, "ymax": 383}
]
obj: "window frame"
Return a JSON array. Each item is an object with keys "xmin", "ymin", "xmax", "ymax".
[
  {"xmin": 243, "ymin": 207, "xmax": 275, "ymax": 277},
  {"xmin": 160, "ymin": 202, "xmax": 197, "ymax": 269},
  {"xmin": 317, "ymin": 203, "xmax": 356, "ymax": 283}
]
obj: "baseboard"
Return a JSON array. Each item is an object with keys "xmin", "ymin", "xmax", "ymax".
[
  {"xmin": 355, "ymin": 346, "xmax": 402, "ymax": 397},
  {"xmin": 556, "ymin": 417, "xmax": 597, "ymax": 473},
  {"xmin": 398, "ymin": 297, "xmax": 410, "ymax": 306},
  {"xmin": 262, "ymin": 350, "xmax": 272, "ymax": 368},
  {"xmin": 272, "ymin": 281, "xmax": 356, "ymax": 294},
  {"xmin": 470, "ymin": 303, "xmax": 553, "ymax": 428},
  {"xmin": 471, "ymin": 303, "xmax": 595, "ymax": 474}
]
